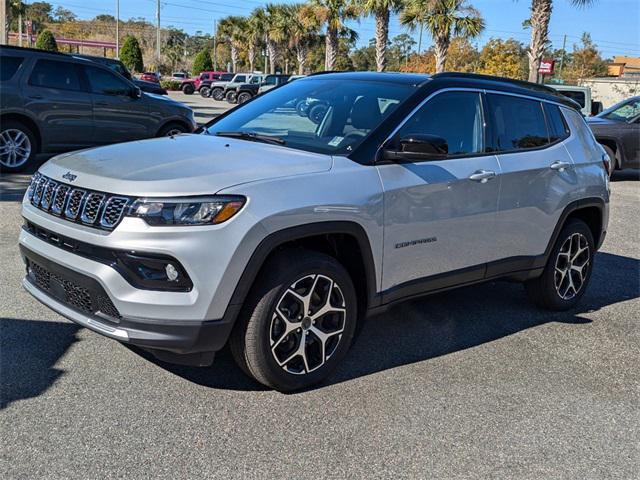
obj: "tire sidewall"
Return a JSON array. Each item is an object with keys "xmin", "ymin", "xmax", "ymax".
[
  {"xmin": 182, "ymin": 83, "xmax": 194, "ymax": 95},
  {"xmin": 0, "ymin": 121, "xmax": 37, "ymax": 173},
  {"xmin": 602, "ymin": 145, "xmax": 616, "ymax": 177},
  {"xmin": 243, "ymin": 252, "xmax": 358, "ymax": 391},
  {"xmin": 238, "ymin": 92, "xmax": 251, "ymax": 104},
  {"xmin": 212, "ymin": 88, "xmax": 224, "ymax": 100}
]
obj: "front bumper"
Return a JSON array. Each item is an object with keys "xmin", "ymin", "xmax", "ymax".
[{"xmin": 21, "ymin": 246, "xmax": 236, "ymax": 364}]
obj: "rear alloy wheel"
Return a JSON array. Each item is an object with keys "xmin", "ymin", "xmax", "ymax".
[
  {"xmin": 230, "ymin": 250, "xmax": 357, "ymax": 392},
  {"xmin": 237, "ymin": 92, "xmax": 252, "ymax": 104},
  {"xmin": 0, "ymin": 121, "xmax": 37, "ymax": 173},
  {"xmin": 525, "ymin": 219, "xmax": 594, "ymax": 310},
  {"xmin": 199, "ymin": 86, "xmax": 210, "ymax": 98},
  {"xmin": 211, "ymin": 88, "xmax": 224, "ymax": 101},
  {"xmin": 182, "ymin": 83, "xmax": 194, "ymax": 95}
]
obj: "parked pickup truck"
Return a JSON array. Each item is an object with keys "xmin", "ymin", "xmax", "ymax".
[{"xmin": 549, "ymin": 85, "xmax": 603, "ymax": 117}]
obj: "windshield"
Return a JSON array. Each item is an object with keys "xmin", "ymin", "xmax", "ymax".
[
  {"xmin": 205, "ymin": 78, "xmax": 415, "ymax": 155},
  {"xmin": 601, "ymin": 98, "xmax": 640, "ymax": 121}
]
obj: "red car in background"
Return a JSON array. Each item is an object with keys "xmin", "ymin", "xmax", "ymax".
[
  {"xmin": 180, "ymin": 71, "xmax": 228, "ymax": 95},
  {"xmin": 139, "ymin": 72, "xmax": 160, "ymax": 83}
]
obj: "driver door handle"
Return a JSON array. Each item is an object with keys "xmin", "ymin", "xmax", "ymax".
[
  {"xmin": 469, "ymin": 170, "xmax": 496, "ymax": 183},
  {"xmin": 550, "ymin": 161, "xmax": 571, "ymax": 172}
]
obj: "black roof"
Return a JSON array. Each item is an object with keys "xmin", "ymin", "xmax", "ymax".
[
  {"xmin": 305, "ymin": 70, "xmax": 580, "ymax": 109},
  {"xmin": 307, "ymin": 71, "xmax": 431, "ymax": 86}
]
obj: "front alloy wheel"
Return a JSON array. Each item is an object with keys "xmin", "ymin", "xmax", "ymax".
[
  {"xmin": 230, "ymin": 250, "xmax": 357, "ymax": 391},
  {"xmin": 270, "ymin": 274, "xmax": 346, "ymax": 374}
]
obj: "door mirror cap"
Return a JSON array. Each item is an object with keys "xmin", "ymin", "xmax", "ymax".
[
  {"xmin": 131, "ymin": 86, "xmax": 142, "ymax": 99},
  {"xmin": 381, "ymin": 134, "xmax": 449, "ymax": 161}
]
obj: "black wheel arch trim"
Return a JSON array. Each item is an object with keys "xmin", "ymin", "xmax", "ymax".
[{"xmin": 221, "ymin": 221, "xmax": 379, "ymax": 326}]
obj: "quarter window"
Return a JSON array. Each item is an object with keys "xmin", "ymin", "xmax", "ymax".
[
  {"xmin": 1, "ymin": 56, "xmax": 24, "ymax": 81},
  {"xmin": 487, "ymin": 94, "xmax": 549, "ymax": 151},
  {"xmin": 395, "ymin": 91, "xmax": 484, "ymax": 156},
  {"xmin": 29, "ymin": 59, "xmax": 82, "ymax": 91},
  {"xmin": 544, "ymin": 103, "xmax": 569, "ymax": 143},
  {"xmin": 84, "ymin": 66, "xmax": 131, "ymax": 96}
]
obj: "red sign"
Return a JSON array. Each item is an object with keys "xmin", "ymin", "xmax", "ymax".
[{"xmin": 539, "ymin": 59, "xmax": 555, "ymax": 75}]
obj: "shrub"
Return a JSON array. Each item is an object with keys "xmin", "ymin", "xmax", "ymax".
[
  {"xmin": 35, "ymin": 30, "xmax": 58, "ymax": 52},
  {"xmin": 160, "ymin": 79, "xmax": 181, "ymax": 91},
  {"xmin": 192, "ymin": 50, "xmax": 213, "ymax": 76},
  {"xmin": 120, "ymin": 35, "xmax": 144, "ymax": 73}
]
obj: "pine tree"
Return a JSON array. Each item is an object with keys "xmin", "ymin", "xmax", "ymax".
[
  {"xmin": 192, "ymin": 50, "xmax": 213, "ymax": 75},
  {"xmin": 120, "ymin": 35, "xmax": 144, "ymax": 73},
  {"xmin": 35, "ymin": 30, "xmax": 58, "ymax": 52}
]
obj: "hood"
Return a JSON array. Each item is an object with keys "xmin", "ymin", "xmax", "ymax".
[
  {"xmin": 39, "ymin": 134, "xmax": 332, "ymax": 197},
  {"xmin": 143, "ymin": 92, "xmax": 185, "ymax": 107},
  {"xmin": 586, "ymin": 116, "xmax": 618, "ymax": 125}
]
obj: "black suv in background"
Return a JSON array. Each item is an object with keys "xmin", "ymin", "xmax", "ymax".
[
  {"xmin": 233, "ymin": 74, "xmax": 290, "ymax": 104},
  {"xmin": 74, "ymin": 54, "xmax": 168, "ymax": 95},
  {"xmin": 0, "ymin": 46, "xmax": 196, "ymax": 172}
]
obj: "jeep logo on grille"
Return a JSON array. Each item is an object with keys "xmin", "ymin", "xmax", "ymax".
[{"xmin": 62, "ymin": 172, "xmax": 77, "ymax": 182}]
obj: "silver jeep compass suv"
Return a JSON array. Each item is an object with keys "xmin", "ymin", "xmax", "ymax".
[{"xmin": 20, "ymin": 72, "xmax": 610, "ymax": 391}]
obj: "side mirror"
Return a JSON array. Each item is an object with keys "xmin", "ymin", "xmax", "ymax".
[
  {"xmin": 381, "ymin": 134, "xmax": 448, "ymax": 161},
  {"xmin": 591, "ymin": 101, "xmax": 603, "ymax": 116},
  {"xmin": 131, "ymin": 86, "xmax": 142, "ymax": 99}
]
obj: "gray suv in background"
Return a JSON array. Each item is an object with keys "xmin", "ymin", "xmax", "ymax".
[
  {"xmin": 0, "ymin": 46, "xmax": 196, "ymax": 172},
  {"xmin": 20, "ymin": 72, "xmax": 609, "ymax": 391}
]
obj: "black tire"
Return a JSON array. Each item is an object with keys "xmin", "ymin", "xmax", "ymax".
[
  {"xmin": 211, "ymin": 87, "xmax": 224, "ymax": 101},
  {"xmin": 230, "ymin": 249, "xmax": 358, "ymax": 392},
  {"xmin": 225, "ymin": 90, "xmax": 237, "ymax": 104},
  {"xmin": 199, "ymin": 86, "xmax": 211, "ymax": 98},
  {"xmin": 182, "ymin": 83, "xmax": 195, "ymax": 95},
  {"xmin": 525, "ymin": 218, "xmax": 595, "ymax": 311},
  {"xmin": 237, "ymin": 92, "xmax": 252, "ymax": 104},
  {"xmin": 0, "ymin": 120, "xmax": 38, "ymax": 173},
  {"xmin": 601, "ymin": 144, "xmax": 617, "ymax": 177},
  {"xmin": 157, "ymin": 122, "xmax": 189, "ymax": 137},
  {"xmin": 309, "ymin": 103, "xmax": 328, "ymax": 124}
]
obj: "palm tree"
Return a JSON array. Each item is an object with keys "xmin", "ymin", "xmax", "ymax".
[
  {"xmin": 244, "ymin": 10, "xmax": 265, "ymax": 73},
  {"xmin": 526, "ymin": 0, "xmax": 594, "ymax": 82},
  {"xmin": 254, "ymin": 4, "xmax": 289, "ymax": 74},
  {"xmin": 351, "ymin": 0, "xmax": 403, "ymax": 72},
  {"xmin": 310, "ymin": 0, "xmax": 358, "ymax": 70},
  {"xmin": 286, "ymin": 4, "xmax": 322, "ymax": 74},
  {"xmin": 401, "ymin": 0, "xmax": 484, "ymax": 73},
  {"xmin": 218, "ymin": 16, "xmax": 245, "ymax": 73}
]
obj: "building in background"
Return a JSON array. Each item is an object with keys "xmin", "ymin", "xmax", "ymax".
[{"xmin": 607, "ymin": 56, "xmax": 640, "ymax": 77}]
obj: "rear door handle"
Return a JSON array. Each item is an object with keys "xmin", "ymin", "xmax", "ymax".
[
  {"xmin": 469, "ymin": 170, "xmax": 496, "ymax": 183},
  {"xmin": 550, "ymin": 161, "xmax": 571, "ymax": 172}
]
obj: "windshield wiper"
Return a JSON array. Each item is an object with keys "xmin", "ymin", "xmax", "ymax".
[{"xmin": 215, "ymin": 131, "xmax": 285, "ymax": 146}]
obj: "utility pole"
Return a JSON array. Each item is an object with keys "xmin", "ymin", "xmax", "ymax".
[
  {"xmin": 557, "ymin": 34, "xmax": 567, "ymax": 81},
  {"xmin": 417, "ymin": 24, "xmax": 423, "ymax": 54},
  {"xmin": 156, "ymin": 0, "xmax": 161, "ymax": 68},
  {"xmin": 0, "ymin": 0, "xmax": 7, "ymax": 45},
  {"xmin": 213, "ymin": 19, "xmax": 217, "ymax": 71},
  {"xmin": 115, "ymin": 0, "xmax": 120, "ymax": 58}
]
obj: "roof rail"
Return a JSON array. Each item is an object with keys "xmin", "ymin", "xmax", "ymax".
[
  {"xmin": 432, "ymin": 72, "xmax": 560, "ymax": 95},
  {"xmin": 0, "ymin": 44, "xmax": 69, "ymax": 56}
]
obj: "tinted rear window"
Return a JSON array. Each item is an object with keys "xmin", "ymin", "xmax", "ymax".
[
  {"xmin": 487, "ymin": 94, "xmax": 549, "ymax": 151},
  {"xmin": 29, "ymin": 59, "xmax": 82, "ymax": 91},
  {"xmin": 1, "ymin": 56, "xmax": 24, "ymax": 81},
  {"xmin": 221, "ymin": 73, "xmax": 234, "ymax": 81},
  {"xmin": 544, "ymin": 103, "xmax": 569, "ymax": 143}
]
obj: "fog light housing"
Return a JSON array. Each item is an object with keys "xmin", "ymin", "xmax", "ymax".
[{"xmin": 113, "ymin": 252, "xmax": 193, "ymax": 291}]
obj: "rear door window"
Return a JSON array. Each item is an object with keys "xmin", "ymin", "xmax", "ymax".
[
  {"xmin": 486, "ymin": 94, "xmax": 549, "ymax": 151},
  {"xmin": 1, "ymin": 56, "xmax": 24, "ymax": 81},
  {"xmin": 29, "ymin": 59, "xmax": 82, "ymax": 91},
  {"xmin": 84, "ymin": 66, "xmax": 131, "ymax": 96}
]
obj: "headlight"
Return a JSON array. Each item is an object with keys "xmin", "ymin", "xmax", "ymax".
[{"xmin": 128, "ymin": 196, "xmax": 245, "ymax": 226}]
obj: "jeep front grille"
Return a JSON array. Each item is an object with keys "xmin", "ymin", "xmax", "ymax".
[{"xmin": 27, "ymin": 173, "xmax": 131, "ymax": 231}]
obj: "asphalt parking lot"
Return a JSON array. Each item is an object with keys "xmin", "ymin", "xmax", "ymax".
[{"xmin": 1, "ymin": 157, "xmax": 638, "ymax": 477}]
